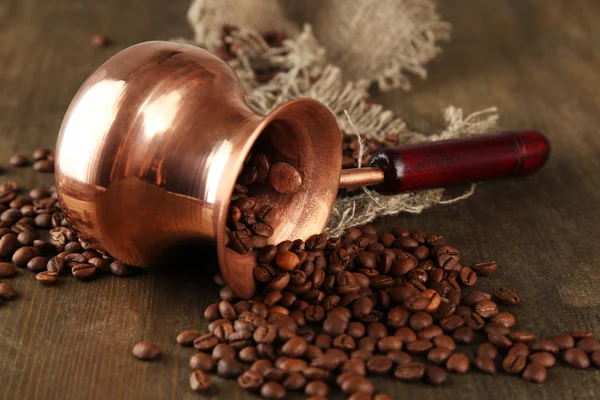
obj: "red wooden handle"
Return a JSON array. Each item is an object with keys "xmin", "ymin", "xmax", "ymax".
[{"xmin": 368, "ymin": 131, "xmax": 550, "ymax": 194}]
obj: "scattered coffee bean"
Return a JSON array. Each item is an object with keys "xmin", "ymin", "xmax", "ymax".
[
  {"xmin": 563, "ymin": 348, "xmax": 590, "ymax": 369},
  {"xmin": 0, "ymin": 262, "xmax": 17, "ymax": 277},
  {"xmin": 475, "ymin": 356, "xmax": 496, "ymax": 374},
  {"xmin": 189, "ymin": 353, "xmax": 213, "ymax": 372},
  {"xmin": 9, "ymin": 154, "xmax": 29, "ymax": 167},
  {"xmin": 132, "ymin": 341, "xmax": 161, "ymax": 361},
  {"xmin": 528, "ymin": 352, "xmax": 555, "ymax": 368},
  {"xmin": 238, "ymin": 370, "xmax": 264, "ymax": 391},
  {"xmin": 446, "ymin": 353, "xmax": 469, "ymax": 373},
  {"xmin": 36, "ymin": 271, "xmax": 58, "ymax": 285},
  {"xmin": 522, "ymin": 363, "xmax": 547, "ymax": 383},
  {"xmin": 260, "ymin": 381, "xmax": 286, "ymax": 399},
  {"xmin": 493, "ymin": 287, "xmax": 520, "ymax": 305},
  {"xmin": 189, "ymin": 370, "xmax": 211, "ymax": 392},
  {"xmin": 268, "ymin": 162, "xmax": 302, "ymax": 194},
  {"xmin": 0, "ymin": 282, "xmax": 17, "ymax": 299}
]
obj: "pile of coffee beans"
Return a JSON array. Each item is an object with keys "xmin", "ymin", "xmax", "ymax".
[
  {"xmin": 175, "ymin": 224, "xmax": 600, "ymax": 398},
  {"xmin": 9, "ymin": 147, "xmax": 54, "ymax": 173},
  {"xmin": 225, "ymin": 151, "xmax": 301, "ymax": 255},
  {"xmin": 0, "ymin": 150, "xmax": 135, "ymax": 304}
]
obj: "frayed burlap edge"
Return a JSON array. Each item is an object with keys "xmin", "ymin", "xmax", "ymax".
[{"xmin": 172, "ymin": 16, "xmax": 499, "ymax": 236}]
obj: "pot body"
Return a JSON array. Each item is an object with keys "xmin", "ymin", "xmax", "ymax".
[{"xmin": 55, "ymin": 41, "xmax": 342, "ymax": 298}]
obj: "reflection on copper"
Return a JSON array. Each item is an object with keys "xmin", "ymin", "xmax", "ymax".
[
  {"xmin": 339, "ymin": 167, "xmax": 385, "ymax": 189},
  {"xmin": 55, "ymin": 41, "xmax": 342, "ymax": 299}
]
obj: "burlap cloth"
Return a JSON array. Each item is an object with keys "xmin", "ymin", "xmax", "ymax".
[{"xmin": 174, "ymin": 0, "xmax": 499, "ymax": 236}]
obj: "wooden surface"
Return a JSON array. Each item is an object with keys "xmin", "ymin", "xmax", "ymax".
[{"xmin": 1, "ymin": 0, "xmax": 600, "ymax": 399}]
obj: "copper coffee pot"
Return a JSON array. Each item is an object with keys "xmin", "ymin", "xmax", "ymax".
[{"xmin": 55, "ymin": 41, "xmax": 550, "ymax": 298}]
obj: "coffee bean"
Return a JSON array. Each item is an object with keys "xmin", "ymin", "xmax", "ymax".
[
  {"xmin": 409, "ymin": 312, "xmax": 433, "ymax": 331},
  {"xmin": 552, "ymin": 333, "xmax": 575, "ymax": 350},
  {"xmin": 425, "ymin": 365, "xmax": 447, "ymax": 386},
  {"xmin": 576, "ymin": 337, "xmax": 600, "ymax": 353},
  {"xmin": 12, "ymin": 246, "xmax": 39, "ymax": 267},
  {"xmin": 26, "ymin": 256, "xmax": 48, "ymax": 273},
  {"xmin": 305, "ymin": 380, "xmax": 328, "ymax": 397},
  {"xmin": 212, "ymin": 343, "xmax": 236, "ymax": 361},
  {"xmin": 394, "ymin": 362, "xmax": 425, "ymax": 381},
  {"xmin": 33, "ymin": 160, "xmax": 54, "ymax": 173},
  {"xmin": 488, "ymin": 331, "xmax": 513, "ymax": 348},
  {"xmin": 377, "ymin": 336, "xmax": 402, "ymax": 353},
  {"xmin": 194, "ymin": 333, "xmax": 219, "ymax": 351},
  {"xmin": 490, "ymin": 312, "xmax": 516, "ymax": 328},
  {"xmin": 281, "ymin": 336, "xmax": 307, "ymax": 357},
  {"xmin": 237, "ymin": 370, "xmax": 264, "ymax": 391},
  {"xmin": 72, "ymin": 264, "xmax": 96, "ymax": 280},
  {"xmin": 189, "ymin": 370, "xmax": 211, "ymax": 392},
  {"xmin": 189, "ymin": 352, "xmax": 213, "ymax": 372},
  {"xmin": 475, "ymin": 356, "xmax": 496, "ymax": 374},
  {"xmin": 230, "ymin": 231, "xmax": 253, "ymax": 254},
  {"xmin": 530, "ymin": 339, "xmax": 559, "ymax": 354},
  {"xmin": 265, "ymin": 273, "xmax": 290, "ymax": 292},
  {"xmin": 275, "ymin": 251, "xmax": 300, "ymax": 271},
  {"xmin": 563, "ymin": 348, "xmax": 590, "ymax": 368},
  {"xmin": 109, "ymin": 261, "xmax": 132, "ymax": 277},
  {"xmin": 0, "ymin": 262, "xmax": 17, "ymax": 277},
  {"xmin": 9, "ymin": 154, "xmax": 29, "ymax": 167},
  {"xmin": 477, "ymin": 343, "xmax": 498, "ymax": 359},
  {"xmin": 528, "ymin": 352, "xmax": 555, "ymax": 368},
  {"xmin": 428, "ymin": 346, "xmax": 453, "ymax": 365},
  {"xmin": 217, "ymin": 357, "xmax": 245, "ymax": 378},
  {"xmin": 509, "ymin": 331, "xmax": 536, "ymax": 343},
  {"xmin": 472, "ymin": 261, "xmax": 497, "ymax": 276},
  {"xmin": 366, "ymin": 355, "xmax": 392, "ymax": 374},
  {"xmin": 433, "ymin": 335, "xmax": 456, "ymax": 352},
  {"xmin": 502, "ymin": 354, "xmax": 526, "ymax": 374},
  {"xmin": 493, "ymin": 287, "xmax": 520, "ymax": 306},
  {"xmin": 0, "ymin": 282, "xmax": 17, "ymax": 300},
  {"xmin": 508, "ymin": 342, "xmax": 530, "ymax": 357},
  {"xmin": 522, "ymin": 363, "xmax": 547, "ymax": 383},
  {"xmin": 439, "ymin": 315, "xmax": 464, "ymax": 332},
  {"xmin": 36, "ymin": 271, "xmax": 58, "ymax": 285},
  {"xmin": 254, "ymin": 324, "xmax": 277, "ymax": 344},
  {"xmin": 261, "ymin": 382, "xmax": 287, "ymax": 399},
  {"xmin": 282, "ymin": 371, "xmax": 307, "ymax": 390},
  {"xmin": 405, "ymin": 339, "xmax": 433, "ymax": 355},
  {"xmin": 459, "ymin": 267, "xmax": 477, "ymax": 286},
  {"xmin": 572, "ymin": 329, "xmax": 595, "ymax": 339},
  {"xmin": 446, "ymin": 353, "xmax": 469, "ymax": 373},
  {"xmin": 132, "ymin": 341, "xmax": 161, "ymax": 361},
  {"xmin": 475, "ymin": 300, "xmax": 499, "ymax": 318},
  {"xmin": 340, "ymin": 376, "xmax": 374, "ymax": 395},
  {"xmin": 269, "ymin": 162, "xmax": 302, "ymax": 194}
]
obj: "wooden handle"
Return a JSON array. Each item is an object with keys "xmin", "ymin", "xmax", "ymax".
[{"xmin": 368, "ymin": 131, "xmax": 550, "ymax": 194}]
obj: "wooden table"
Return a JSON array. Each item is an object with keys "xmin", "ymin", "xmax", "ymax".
[{"xmin": 1, "ymin": 0, "xmax": 599, "ymax": 399}]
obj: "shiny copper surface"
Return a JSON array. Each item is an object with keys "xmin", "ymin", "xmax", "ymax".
[
  {"xmin": 55, "ymin": 41, "xmax": 342, "ymax": 299},
  {"xmin": 339, "ymin": 167, "xmax": 385, "ymax": 189}
]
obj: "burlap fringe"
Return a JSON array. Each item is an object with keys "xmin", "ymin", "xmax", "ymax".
[{"xmin": 173, "ymin": 6, "xmax": 499, "ymax": 236}]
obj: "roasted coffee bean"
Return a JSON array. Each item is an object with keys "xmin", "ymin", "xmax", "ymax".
[
  {"xmin": 276, "ymin": 251, "xmax": 300, "ymax": 271},
  {"xmin": 238, "ymin": 346, "xmax": 259, "ymax": 364},
  {"xmin": 281, "ymin": 336, "xmax": 307, "ymax": 357},
  {"xmin": 552, "ymin": 334, "xmax": 575, "ymax": 350},
  {"xmin": 269, "ymin": 162, "xmax": 302, "ymax": 194},
  {"xmin": 576, "ymin": 337, "xmax": 600, "ymax": 353},
  {"xmin": 189, "ymin": 370, "xmax": 211, "ymax": 392},
  {"xmin": 521, "ymin": 362, "xmax": 546, "ymax": 383},
  {"xmin": 409, "ymin": 312, "xmax": 433, "ymax": 331},
  {"xmin": 110, "ymin": 261, "xmax": 132, "ymax": 277},
  {"xmin": 366, "ymin": 355, "xmax": 393, "ymax": 374},
  {"xmin": 132, "ymin": 341, "xmax": 161, "ymax": 361},
  {"xmin": 459, "ymin": 266, "xmax": 477, "ymax": 286},
  {"xmin": 238, "ymin": 370, "xmax": 263, "ymax": 391},
  {"xmin": 491, "ymin": 312, "xmax": 516, "ymax": 328},
  {"xmin": 377, "ymin": 336, "xmax": 402, "ymax": 353},
  {"xmin": 428, "ymin": 346, "xmax": 453, "ymax": 365},
  {"xmin": 26, "ymin": 256, "xmax": 48, "ymax": 273},
  {"xmin": 230, "ymin": 231, "xmax": 253, "ymax": 254},
  {"xmin": 394, "ymin": 327, "xmax": 417, "ymax": 343},
  {"xmin": 194, "ymin": 333, "xmax": 219, "ymax": 351},
  {"xmin": 394, "ymin": 362, "xmax": 425, "ymax": 381},
  {"xmin": 453, "ymin": 326, "xmax": 475, "ymax": 345},
  {"xmin": 493, "ymin": 287, "xmax": 520, "ymax": 306},
  {"xmin": 531, "ymin": 339, "xmax": 559, "ymax": 354},
  {"xmin": 484, "ymin": 323, "xmax": 510, "ymax": 335},
  {"xmin": 12, "ymin": 246, "xmax": 39, "ymax": 267},
  {"xmin": 189, "ymin": 352, "xmax": 214, "ymax": 372},
  {"xmin": 305, "ymin": 380, "xmax": 328, "ymax": 397},
  {"xmin": 472, "ymin": 261, "xmax": 497, "ymax": 276},
  {"xmin": 475, "ymin": 356, "xmax": 496, "ymax": 374},
  {"xmin": 36, "ymin": 271, "xmax": 58, "ymax": 285},
  {"xmin": 254, "ymin": 324, "xmax": 277, "ymax": 344},
  {"xmin": 281, "ymin": 371, "xmax": 307, "ymax": 390},
  {"xmin": 425, "ymin": 365, "xmax": 447, "ymax": 386},
  {"xmin": 475, "ymin": 300, "xmax": 499, "ymax": 318},
  {"xmin": 502, "ymin": 354, "xmax": 527, "ymax": 374},
  {"xmin": 0, "ymin": 282, "xmax": 17, "ymax": 300},
  {"xmin": 260, "ymin": 381, "xmax": 287, "ymax": 399},
  {"xmin": 342, "ymin": 359, "xmax": 366, "ymax": 376},
  {"xmin": 340, "ymin": 376, "xmax": 374, "ymax": 395},
  {"xmin": 33, "ymin": 160, "xmax": 54, "ymax": 173},
  {"xmin": 508, "ymin": 331, "xmax": 536, "ymax": 343},
  {"xmin": 303, "ymin": 366, "xmax": 330, "ymax": 380},
  {"xmin": 217, "ymin": 357, "xmax": 245, "ymax": 378},
  {"xmin": 477, "ymin": 343, "xmax": 498, "ymax": 359},
  {"xmin": 347, "ymin": 322, "xmax": 366, "ymax": 339},
  {"xmin": 9, "ymin": 154, "xmax": 29, "ymax": 167},
  {"xmin": 72, "ymin": 263, "xmax": 96, "ymax": 280},
  {"xmin": 508, "ymin": 342, "xmax": 530, "ymax": 357},
  {"xmin": 572, "ymin": 329, "xmax": 595, "ymax": 339},
  {"xmin": 439, "ymin": 315, "xmax": 464, "ymax": 332},
  {"xmin": 0, "ymin": 262, "xmax": 17, "ymax": 277},
  {"xmin": 265, "ymin": 273, "xmax": 290, "ymax": 292},
  {"xmin": 563, "ymin": 348, "xmax": 590, "ymax": 368},
  {"xmin": 488, "ymin": 331, "xmax": 513, "ymax": 348},
  {"xmin": 17, "ymin": 231, "xmax": 37, "ymax": 246},
  {"xmin": 405, "ymin": 339, "xmax": 433, "ymax": 354},
  {"xmin": 212, "ymin": 343, "xmax": 236, "ymax": 361},
  {"xmin": 446, "ymin": 353, "xmax": 469, "ymax": 373},
  {"xmin": 528, "ymin": 352, "xmax": 555, "ymax": 368}
]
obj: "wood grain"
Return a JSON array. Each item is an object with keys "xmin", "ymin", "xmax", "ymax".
[{"xmin": 1, "ymin": 0, "xmax": 600, "ymax": 399}]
